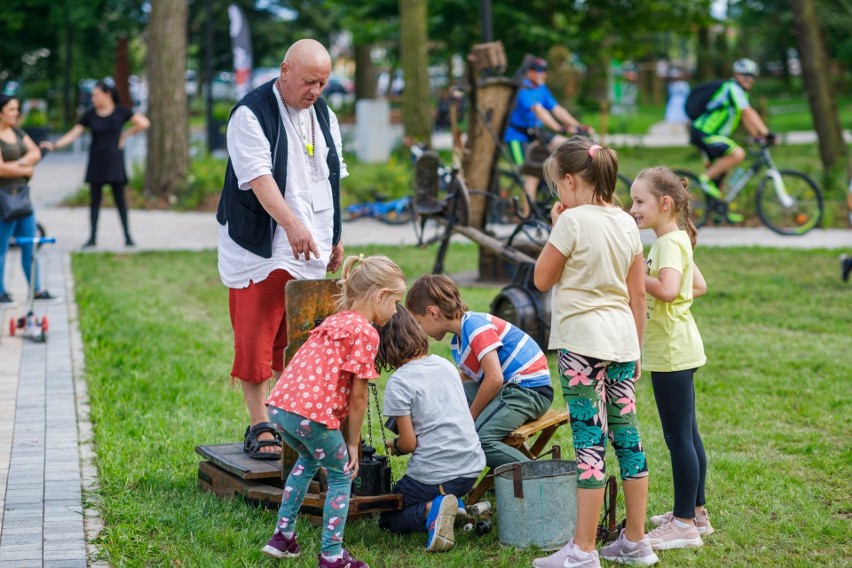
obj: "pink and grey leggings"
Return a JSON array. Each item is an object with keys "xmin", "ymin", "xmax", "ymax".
[{"xmin": 557, "ymin": 350, "xmax": 649, "ymax": 489}]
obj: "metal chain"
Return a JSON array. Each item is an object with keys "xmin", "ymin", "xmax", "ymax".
[{"xmin": 367, "ymin": 382, "xmax": 396, "ymax": 487}]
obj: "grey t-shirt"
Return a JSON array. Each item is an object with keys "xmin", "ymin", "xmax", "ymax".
[{"xmin": 383, "ymin": 355, "xmax": 485, "ymax": 485}]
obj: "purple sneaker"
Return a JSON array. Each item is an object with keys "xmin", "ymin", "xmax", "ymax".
[
  {"xmin": 532, "ymin": 540, "xmax": 601, "ymax": 568},
  {"xmin": 318, "ymin": 549, "xmax": 369, "ymax": 568},
  {"xmin": 599, "ymin": 530, "xmax": 659, "ymax": 566},
  {"xmin": 261, "ymin": 531, "xmax": 300, "ymax": 559}
]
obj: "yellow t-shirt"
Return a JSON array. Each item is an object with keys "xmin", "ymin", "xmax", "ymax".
[
  {"xmin": 642, "ymin": 230, "xmax": 706, "ymax": 372},
  {"xmin": 547, "ymin": 204, "xmax": 643, "ymax": 362}
]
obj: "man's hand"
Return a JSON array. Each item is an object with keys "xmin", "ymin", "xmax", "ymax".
[
  {"xmin": 327, "ymin": 242, "xmax": 344, "ymax": 273},
  {"xmin": 282, "ymin": 218, "xmax": 320, "ymax": 261}
]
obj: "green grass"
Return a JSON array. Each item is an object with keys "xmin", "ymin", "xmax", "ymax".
[{"xmin": 73, "ymin": 244, "xmax": 851, "ymax": 567}]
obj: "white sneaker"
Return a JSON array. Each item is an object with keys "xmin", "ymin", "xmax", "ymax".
[
  {"xmin": 645, "ymin": 519, "xmax": 703, "ymax": 551},
  {"xmin": 650, "ymin": 509, "xmax": 715, "ymax": 536}
]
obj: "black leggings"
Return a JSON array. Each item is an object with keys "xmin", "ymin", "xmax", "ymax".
[
  {"xmin": 650, "ymin": 368, "xmax": 707, "ymax": 519},
  {"xmin": 90, "ymin": 183, "xmax": 131, "ymax": 240}
]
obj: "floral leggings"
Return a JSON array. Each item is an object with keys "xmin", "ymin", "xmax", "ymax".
[
  {"xmin": 558, "ymin": 350, "xmax": 649, "ymax": 489},
  {"xmin": 267, "ymin": 407, "xmax": 352, "ymax": 556}
]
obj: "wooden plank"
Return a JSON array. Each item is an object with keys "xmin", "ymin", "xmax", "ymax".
[
  {"xmin": 504, "ymin": 409, "xmax": 570, "ymax": 445},
  {"xmin": 195, "ymin": 443, "xmax": 282, "ymax": 480},
  {"xmin": 284, "ymin": 278, "xmax": 340, "ymax": 363}
]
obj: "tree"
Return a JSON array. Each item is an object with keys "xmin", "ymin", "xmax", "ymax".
[
  {"xmin": 145, "ymin": 0, "xmax": 188, "ymax": 198},
  {"xmin": 790, "ymin": 0, "xmax": 850, "ymax": 182},
  {"xmin": 399, "ymin": 0, "xmax": 431, "ymax": 141}
]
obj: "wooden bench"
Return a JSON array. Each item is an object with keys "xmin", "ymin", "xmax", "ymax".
[{"xmin": 466, "ymin": 407, "xmax": 571, "ymax": 504}]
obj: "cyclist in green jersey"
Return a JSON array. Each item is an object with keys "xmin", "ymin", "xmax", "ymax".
[{"xmin": 690, "ymin": 58, "xmax": 774, "ymax": 222}]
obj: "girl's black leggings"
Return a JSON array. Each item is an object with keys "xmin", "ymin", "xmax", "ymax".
[
  {"xmin": 650, "ymin": 368, "xmax": 707, "ymax": 519},
  {"xmin": 90, "ymin": 183, "xmax": 131, "ymax": 240}
]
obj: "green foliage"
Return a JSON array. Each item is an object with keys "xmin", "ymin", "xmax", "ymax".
[{"xmin": 72, "ymin": 245, "xmax": 852, "ymax": 566}]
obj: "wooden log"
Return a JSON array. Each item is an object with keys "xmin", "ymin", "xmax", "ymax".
[{"xmin": 453, "ymin": 225, "xmax": 537, "ymax": 266}]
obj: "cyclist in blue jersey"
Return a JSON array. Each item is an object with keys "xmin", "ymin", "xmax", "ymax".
[
  {"xmin": 690, "ymin": 58, "xmax": 774, "ymax": 222},
  {"xmin": 504, "ymin": 57, "xmax": 587, "ymax": 215}
]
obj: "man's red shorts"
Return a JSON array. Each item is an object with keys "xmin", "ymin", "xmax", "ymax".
[{"xmin": 228, "ymin": 269, "xmax": 295, "ymax": 384}]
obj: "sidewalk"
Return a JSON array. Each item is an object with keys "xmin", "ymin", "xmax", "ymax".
[{"xmin": 0, "ymin": 133, "xmax": 849, "ymax": 567}]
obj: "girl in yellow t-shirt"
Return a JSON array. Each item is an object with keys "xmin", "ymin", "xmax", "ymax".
[{"xmin": 629, "ymin": 166, "xmax": 714, "ymax": 552}]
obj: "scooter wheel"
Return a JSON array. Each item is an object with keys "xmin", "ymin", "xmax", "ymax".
[
  {"xmin": 9, "ymin": 317, "xmax": 15, "ymax": 336},
  {"xmin": 41, "ymin": 315, "xmax": 49, "ymax": 333}
]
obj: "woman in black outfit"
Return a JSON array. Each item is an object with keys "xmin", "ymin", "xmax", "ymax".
[{"xmin": 41, "ymin": 80, "xmax": 149, "ymax": 247}]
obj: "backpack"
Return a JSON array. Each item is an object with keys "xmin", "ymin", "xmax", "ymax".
[{"xmin": 685, "ymin": 79, "xmax": 725, "ymax": 121}]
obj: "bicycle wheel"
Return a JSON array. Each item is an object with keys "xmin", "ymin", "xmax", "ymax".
[
  {"xmin": 674, "ymin": 170, "xmax": 709, "ymax": 229},
  {"xmin": 491, "ymin": 168, "xmax": 528, "ymax": 225},
  {"xmin": 411, "ymin": 213, "xmax": 444, "ymax": 247},
  {"xmin": 614, "ymin": 173, "xmax": 633, "ymax": 212},
  {"xmin": 756, "ymin": 170, "xmax": 823, "ymax": 235}
]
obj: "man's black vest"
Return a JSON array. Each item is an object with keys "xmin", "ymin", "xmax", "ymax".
[{"xmin": 216, "ymin": 80, "xmax": 341, "ymax": 258}]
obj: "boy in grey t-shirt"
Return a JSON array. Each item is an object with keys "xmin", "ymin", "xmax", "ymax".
[{"xmin": 376, "ymin": 307, "xmax": 485, "ymax": 553}]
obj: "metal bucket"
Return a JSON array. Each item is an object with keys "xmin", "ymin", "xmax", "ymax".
[{"xmin": 494, "ymin": 459, "xmax": 577, "ymax": 550}]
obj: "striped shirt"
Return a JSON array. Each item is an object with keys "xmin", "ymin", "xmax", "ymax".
[{"xmin": 450, "ymin": 312, "xmax": 551, "ymax": 389}]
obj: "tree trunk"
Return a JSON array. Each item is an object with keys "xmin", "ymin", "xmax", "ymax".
[
  {"xmin": 398, "ymin": 0, "xmax": 432, "ymax": 142},
  {"xmin": 145, "ymin": 0, "xmax": 189, "ymax": 199},
  {"xmin": 354, "ymin": 42, "xmax": 376, "ymax": 100},
  {"xmin": 696, "ymin": 26, "xmax": 712, "ymax": 82},
  {"xmin": 790, "ymin": 0, "xmax": 850, "ymax": 180}
]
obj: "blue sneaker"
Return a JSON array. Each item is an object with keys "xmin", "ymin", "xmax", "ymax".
[{"xmin": 425, "ymin": 494, "xmax": 457, "ymax": 552}]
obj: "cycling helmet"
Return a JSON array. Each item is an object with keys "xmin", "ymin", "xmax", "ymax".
[{"xmin": 732, "ymin": 58, "xmax": 759, "ymax": 76}]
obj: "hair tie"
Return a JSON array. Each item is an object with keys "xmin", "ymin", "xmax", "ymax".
[
  {"xmin": 358, "ymin": 253, "xmax": 365, "ymax": 261},
  {"xmin": 588, "ymin": 144, "xmax": 602, "ymax": 158}
]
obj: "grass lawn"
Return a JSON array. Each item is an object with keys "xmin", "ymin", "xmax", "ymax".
[{"xmin": 73, "ymin": 243, "xmax": 851, "ymax": 567}]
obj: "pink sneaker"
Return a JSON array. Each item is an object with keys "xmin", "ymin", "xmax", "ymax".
[
  {"xmin": 649, "ymin": 509, "xmax": 715, "ymax": 535},
  {"xmin": 318, "ymin": 549, "xmax": 369, "ymax": 568},
  {"xmin": 599, "ymin": 531, "xmax": 659, "ymax": 566},
  {"xmin": 532, "ymin": 540, "xmax": 601, "ymax": 568},
  {"xmin": 645, "ymin": 519, "xmax": 703, "ymax": 550},
  {"xmin": 261, "ymin": 532, "xmax": 300, "ymax": 558}
]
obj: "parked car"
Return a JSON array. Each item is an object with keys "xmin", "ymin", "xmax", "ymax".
[{"xmin": 324, "ymin": 73, "xmax": 353, "ymax": 96}]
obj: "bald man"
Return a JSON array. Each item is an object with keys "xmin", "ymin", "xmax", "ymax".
[{"xmin": 216, "ymin": 39, "xmax": 348, "ymax": 460}]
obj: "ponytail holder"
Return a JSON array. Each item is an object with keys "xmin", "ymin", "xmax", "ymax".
[
  {"xmin": 588, "ymin": 144, "xmax": 602, "ymax": 158},
  {"xmin": 358, "ymin": 253, "xmax": 365, "ymax": 261}
]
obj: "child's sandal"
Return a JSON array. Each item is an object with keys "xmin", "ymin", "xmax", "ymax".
[{"xmin": 243, "ymin": 422, "xmax": 283, "ymax": 460}]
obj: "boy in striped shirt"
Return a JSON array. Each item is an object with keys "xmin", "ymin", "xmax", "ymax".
[{"xmin": 406, "ymin": 274, "xmax": 553, "ymax": 469}]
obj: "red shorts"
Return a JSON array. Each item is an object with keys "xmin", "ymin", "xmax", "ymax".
[{"xmin": 228, "ymin": 269, "xmax": 295, "ymax": 384}]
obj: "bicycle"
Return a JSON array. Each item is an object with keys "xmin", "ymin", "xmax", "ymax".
[
  {"xmin": 676, "ymin": 138, "xmax": 824, "ymax": 235},
  {"xmin": 342, "ymin": 191, "xmax": 413, "ymax": 225}
]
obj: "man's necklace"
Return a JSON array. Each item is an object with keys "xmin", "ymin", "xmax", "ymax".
[{"xmin": 275, "ymin": 79, "xmax": 315, "ymax": 157}]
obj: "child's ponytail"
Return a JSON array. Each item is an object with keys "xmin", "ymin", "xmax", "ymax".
[
  {"xmin": 680, "ymin": 177, "xmax": 698, "ymax": 249},
  {"xmin": 543, "ymin": 137, "xmax": 619, "ymax": 205},
  {"xmin": 336, "ymin": 254, "xmax": 406, "ymax": 311}
]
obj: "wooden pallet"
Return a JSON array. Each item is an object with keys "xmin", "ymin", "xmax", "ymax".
[{"xmin": 197, "ymin": 460, "xmax": 402, "ymax": 523}]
